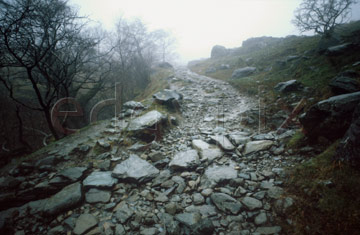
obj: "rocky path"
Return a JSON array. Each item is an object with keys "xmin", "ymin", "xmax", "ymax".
[{"xmin": 0, "ymin": 68, "xmax": 301, "ymax": 235}]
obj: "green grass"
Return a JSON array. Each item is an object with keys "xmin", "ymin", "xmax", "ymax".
[
  {"xmin": 284, "ymin": 141, "xmax": 360, "ymax": 234},
  {"xmin": 135, "ymin": 67, "xmax": 173, "ymax": 102},
  {"xmin": 286, "ymin": 130, "xmax": 306, "ymax": 150}
]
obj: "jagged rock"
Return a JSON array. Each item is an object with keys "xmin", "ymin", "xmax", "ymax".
[
  {"xmin": 274, "ymin": 79, "xmax": 303, "ymax": 93},
  {"xmin": 123, "ymin": 101, "xmax": 145, "ymax": 110},
  {"xmin": 85, "ymin": 188, "xmax": 111, "ymax": 203},
  {"xmin": 152, "ymin": 170, "xmax": 171, "ymax": 186},
  {"xmin": 175, "ymin": 212, "xmax": 201, "ymax": 227},
  {"xmin": 231, "ymin": 67, "xmax": 256, "ymax": 78},
  {"xmin": 211, "ymin": 45, "xmax": 228, "ymax": 58},
  {"xmin": 58, "ymin": 167, "xmax": 87, "ymax": 182},
  {"xmin": 153, "ymin": 89, "xmax": 183, "ymax": 109},
  {"xmin": 299, "ymin": 91, "xmax": 360, "ymax": 141},
  {"xmin": 171, "ymin": 176, "xmax": 186, "ymax": 194},
  {"xmin": 229, "ymin": 134, "xmax": 250, "ymax": 146},
  {"xmin": 241, "ymin": 197, "xmax": 263, "ymax": 210},
  {"xmin": 43, "ymin": 182, "xmax": 83, "ymax": 215},
  {"xmin": 192, "ymin": 193, "xmax": 205, "ymax": 205},
  {"xmin": 73, "ymin": 214, "xmax": 98, "ymax": 235},
  {"xmin": 127, "ymin": 110, "xmax": 167, "ymax": 136},
  {"xmin": 115, "ymin": 203, "xmax": 134, "ymax": 223},
  {"xmin": 201, "ymin": 163, "xmax": 238, "ymax": 188},
  {"xmin": 329, "ymin": 70, "xmax": 360, "ymax": 95},
  {"xmin": 192, "ymin": 218, "xmax": 215, "ymax": 235},
  {"xmin": 243, "ymin": 140, "xmax": 274, "ymax": 155},
  {"xmin": 169, "ymin": 150, "xmax": 200, "ymax": 170},
  {"xmin": 192, "ymin": 139, "xmax": 210, "ymax": 151},
  {"xmin": 210, "ymin": 135, "xmax": 235, "ymax": 151},
  {"xmin": 113, "ymin": 154, "xmax": 159, "ymax": 183},
  {"xmin": 185, "ymin": 204, "xmax": 217, "ymax": 217},
  {"xmin": 83, "ymin": 171, "xmax": 117, "ymax": 188},
  {"xmin": 192, "ymin": 139, "xmax": 222, "ymax": 161},
  {"xmin": 325, "ymin": 43, "xmax": 354, "ymax": 56},
  {"xmin": 201, "ymin": 148, "xmax": 223, "ymax": 162},
  {"xmin": 255, "ymin": 226, "xmax": 282, "ymax": 234},
  {"xmin": 210, "ymin": 193, "xmax": 242, "ymax": 214}
]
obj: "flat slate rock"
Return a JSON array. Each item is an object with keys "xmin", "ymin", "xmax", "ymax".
[
  {"xmin": 83, "ymin": 171, "xmax": 117, "ymax": 188},
  {"xmin": 58, "ymin": 167, "xmax": 87, "ymax": 182},
  {"xmin": 244, "ymin": 140, "xmax": 274, "ymax": 155},
  {"xmin": 113, "ymin": 154, "xmax": 159, "ymax": 183},
  {"xmin": 201, "ymin": 163, "xmax": 238, "ymax": 188},
  {"xmin": 43, "ymin": 182, "xmax": 83, "ymax": 215},
  {"xmin": 169, "ymin": 150, "xmax": 200, "ymax": 170},
  {"xmin": 210, "ymin": 135, "xmax": 235, "ymax": 151},
  {"xmin": 73, "ymin": 213, "xmax": 98, "ymax": 235},
  {"xmin": 85, "ymin": 188, "xmax": 111, "ymax": 204},
  {"xmin": 210, "ymin": 193, "xmax": 242, "ymax": 214},
  {"xmin": 241, "ymin": 196, "xmax": 263, "ymax": 211},
  {"xmin": 175, "ymin": 212, "xmax": 201, "ymax": 227},
  {"xmin": 127, "ymin": 110, "xmax": 166, "ymax": 132}
]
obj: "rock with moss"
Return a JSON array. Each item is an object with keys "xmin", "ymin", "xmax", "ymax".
[
  {"xmin": 231, "ymin": 67, "xmax": 256, "ymax": 78},
  {"xmin": 300, "ymin": 91, "xmax": 360, "ymax": 141}
]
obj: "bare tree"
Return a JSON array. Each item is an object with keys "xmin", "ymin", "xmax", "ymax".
[
  {"xmin": 0, "ymin": 0, "xmax": 106, "ymax": 139},
  {"xmin": 293, "ymin": 0, "xmax": 358, "ymax": 37},
  {"xmin": 152, "ymin": 29, "xmax": 177, "ymax": 63}
]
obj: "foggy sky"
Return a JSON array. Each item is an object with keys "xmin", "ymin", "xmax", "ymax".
[{"xmin": 70, "ymin": 0, "xmax": 360, "ymax": 63}]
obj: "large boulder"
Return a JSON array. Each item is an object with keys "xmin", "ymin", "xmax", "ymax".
[
  {"xmin": 211, "ymin": 45, "xmax": 228, "ymax": 58},
  {"xmin": 169, "ymin": 150, "xmax": 200, "ymax": 171},
  {"xmin": 201, "ymin": 162, "xmax": 238, "ymax": 188},
  {"xmin": 123, "ymin": 101, "xmax": 145, "ymax": 110},
  {"xmin": 329, "ymin": 70, "xmax": 360, "ymax": 95},
  {"xmin": 274, "ymin": 80, "xmax": 303, "ymax": 93},
  {"xmin": 153, "ymin": 89, "xmax": 183, "ymax": 109},
  {"xmin": 43, "ymin": 182, "xmax": 83, "ymax": 216},
  {"xmin": 335, "ymin": 103, "xmax": 360, "ymax": 166},
  {"xmin": 127, "ymin": 110, "xmax": 167, "ymax": 140},
  {"xmin": 325, "ymin": 43, "xmax": 355, "ymax": 56},
  {"xmin": 231, "ymin": 67, "xmax": 256, "ymax": 78},
  {"xmin": 300, "ymin": 91, "xmax": 360, "ymax": 141},
  {"xmin": 112, "ymin": 154, "xmax": 159, "ymax": 183}
]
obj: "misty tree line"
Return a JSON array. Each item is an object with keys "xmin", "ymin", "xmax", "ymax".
[{"xmin": 0, "ymin": 0, "xmax": 176, "ymax": 158}]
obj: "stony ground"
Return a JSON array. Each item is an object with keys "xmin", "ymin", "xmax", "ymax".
[{"xmin": 0, "ymin": 68, "xmax": 304, "ymax": 235}]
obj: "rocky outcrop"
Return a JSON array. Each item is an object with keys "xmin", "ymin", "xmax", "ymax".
[
  {"xmin": 300, "ymin": 91, "xmax": 360, "ymax": 141},
  {"xmin": 211, "ymin": 45, "xmax": 228, "ymax": 58},
  {"xmin": 126, "ymin": 110, "xmax": 167, "ymax": 140},
  {"xmin": 274, "ymin": 80, "xmax": 303, "ymax": 93},
  {"xmin": 329, "ymin": 70, "xmax": 360, "ymax": 95},
  {"xmin": 325, "ymin": 43, "xmax": 355, "ymax": 56},
  {"xmin": 335, "ymin": 103, "xmax": 360, "ymax": 166},
  {"xmin": 231, "ymin": 67, "xmax": 256, "ymax": 78}
]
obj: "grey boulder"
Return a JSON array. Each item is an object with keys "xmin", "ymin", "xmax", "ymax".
[
  {"xmin": 274, "ymin": 79, "xmax": 303, "ymax": 93},
  {"xmin": 210, "ymin": 193, "xmax": 242, "ymax": 214},
  {"xmin": 169, "ymin": 150, "xmax": 200, "ymax": 170},
  {"xmin": 300, "ymin": 91, "xmax": 360, "ymax": 141},
  {"xmin": 231, "ymin": 67, "xmax": 256, "ymax": 78},
  {"xmin": 112, "ymin": 154, "xmax": 159, "ymax": 183}
]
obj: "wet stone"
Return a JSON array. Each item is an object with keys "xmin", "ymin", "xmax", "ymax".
[
  {"xmin": 85, "ymin": 188, "xmax": 111, "ymax": 204},
  {"xmin": 210, "ymin": 193, "xmax": 242, "ymax": 214},
  {"xmin": 83, "ymin": 171, "xmax": 117, "ymax": 188},
  {"xmin": 73, "ymin": 214, "xmax": 98, "ymax": 235}
]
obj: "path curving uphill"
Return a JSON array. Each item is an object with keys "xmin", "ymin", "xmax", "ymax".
[{"xmin": 0, "ymin": 68, "xmax": 302, "ymax": 234}]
